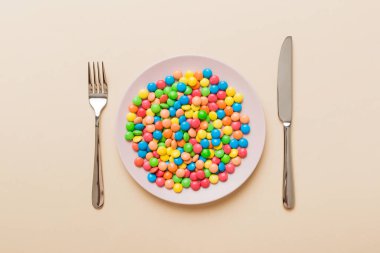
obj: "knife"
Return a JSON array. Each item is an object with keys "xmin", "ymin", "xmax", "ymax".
[{"xmin": 277, "ymin": 36, "xmax": 295, "ymax": 209}]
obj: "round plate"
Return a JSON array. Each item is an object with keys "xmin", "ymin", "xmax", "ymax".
[{"xmin": 116, "ymin": 55, "xmax": 266, "ymax": 205}]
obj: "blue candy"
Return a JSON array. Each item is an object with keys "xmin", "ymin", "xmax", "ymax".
[
  {"xmin": 177, "ymin": 147, "xmax": 184, "ymax": 153},
  {"xmin": 176, "ymin": 82, "xmax": 187, "ymax": 92},
  {"xmin": 218, "ymin": 81, "xmax": 228, "ymax": 91},
  {"xmin": 239, "ymin": 138, "xmax": 248, "ymax": 148},
  {"xmin": 154, "ymin": 116, "xmax": 161, "ymax": 123},
  {"xmin": 218, "ymin": 163, "xmax": 226, "ymax": 172},
  {"xmin": 200, "ymin": 139, "xmax": 210, "ymax": 148},
  {"xmin": 187, "ymin": 162, "xmax": 196, "ymax": 171},
  {"xmin": 153, "ymin": 130, "xmax": 162, "ymax": 140},
  {"xmin": 211, "ymin": 129, "xmax": 220, "ymax": 139},
  {"xmin": 199, "ymin": 156, "xmax": 207, "ymax": 162},
  {"xmin": 165, "ymin": 75, "xmax": 175, "ymax": 85},
  {"xmin": 211, "ymin": 138, "xmax": 221, "ymax": 146},
  {"xmin": 137, "ymin": 150, "xmax": 147, "ymax": 158},
  {"xmin": 216, "ymin": 109, "xmax": 226, "ymax": 119},
  {"xmin": 181, "ymin": 121, "xmax": 190, "ymax": 131},
  {"xmin": 138, "ymin": 141, "xmax": 148, "ymax": 150},
  {"xmin": 179, "ymin": 95, "xmax": 189, "ymax": 105},
  {"xmin": 203, "ymin": 68, "xmax": 213, "ymax": 78},
  {"xmin": 147, "ymin": 82, "xmax": 157, "ymax": 92},
  {"xmin": 147, "ymin": 173, "xmax": 156, "ymax": 183},
  {"xmin": 174, "ymin": 101, "xmax": 181, "ymax": 110},
  {"xmin": 232, "ymin": 102, "xmax": 242, "ymax": 112},
  {"xmin": 230, "ymin": 139, "xmax": 239, "ymax": 149},
  {"xmin": 175, "ymin": 131, "xmax": 183, "ymax": 141},
  {"xmin": 135, "ymin": 123, "xmax": 144, "ymax": 130},
  {"xmin": 179, "ymin": 115, "xmax": 187, "ymax": 124},
  {"xmin": 210, "ymin": 85, "xmax": 219, "ymax": 94},
  {"xmin": 169, "ymin": 107, "xmax": 176, "ymax": 117},
  {"xmin": 174, "ymin": 157, "xmax": 183, "ymax": 165},
  {"xmin": 241, "ymin": 124, "xmax": 250, "ymax": 134}
]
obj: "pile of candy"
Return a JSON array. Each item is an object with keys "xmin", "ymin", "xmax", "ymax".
[{"xmin": 125, "ymin": 68, "xmax": 250, "ymax": 193}]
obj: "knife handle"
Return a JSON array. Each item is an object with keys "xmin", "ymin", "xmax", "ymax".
[{"xmin": 283, "ymin": 123, "xmax": 295, "ymax": 209}]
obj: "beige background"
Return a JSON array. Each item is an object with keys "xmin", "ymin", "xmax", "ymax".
[{"xmin": 1, "ymin": 0, "xmax": 380, "ymax": 252}]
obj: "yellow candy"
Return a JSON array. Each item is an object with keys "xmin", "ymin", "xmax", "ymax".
[
  {"xmin": 173, "ymin": 183, "xmax": 183, "ymax": 193},
  {"xmin": 206, "ymin": 133, "xmax": 212, "ymax": 140},
  {"xmin": 204, "ymin": 160, "xmax": 212, "ymax": 169},
  {"xmin": 138, "ymin": 89, "xmax": 149, "ymax": 99},
  {"xmin": 230, "ymin": 149, "xmax": 238, "ymax": 158},
  {"xmin": 191, "ymin": 104, "xmax": 200, "ymax": 111},
  {"xmin": 179, "ymin": 77, "xmax": 188, "ymax": 84},
  {"xmin": 196, "ymin": 136, "xmax": 201, "ymax": 142},
  {"xmin": 185, "ymin": 110, "xmax": 193, "ymax": 118},
  {"xmin": 209, "ymin": 149, "xmax": 214, "ymax": 158},
  {"xmin": 192, "ymin": 111, "xmax": 198, "ymax": 119},
  {"xmin": 226, "ymin": 87, "xmax": 236, "ymax": 97},
  {"xmin": 171, "ymin": 118, "xmax": 179, "ymax": 124},
  {"xmin": 167, "ymin": 147, "xmax": 173, "ymax": 155},
  {"xmin": 213, "ymin": 119, "xmax": 223, "ymax": 129},
  {"xmin": 214, "ymin": 143, "xmax": 223, "ymax": 150},
  {"xmin": 133, "ymin": 136, "xmax": 142, "ymax": 142},
  {"xmin": 181, "ymin": 105, "xmax": 191, "ymax": 111},
  {"xmin": 234, "ymin": 93, "xmax": 244, "ymax": 103},
  {"xmin": 209, "ymin": 111, "xmax": 217, "ymax": 121},
  {"xmin": 225, "ymin": 97, "xmax": 234, "ymax": 106},
  {"xmin": 169, "ymin": 157, "xmax": 174, "ymax": 163},
  {"xmin": 126, "ymin": 113, "xmax": 136, "ymax": 122},
  {"xmin": 172, "ymin": 150, "xmax": 180, "ymax": 158},
  {"xmin": 197, "ymin": 129, "xmax": 207, "ymax": 139},
  {"xmin": 222, "ymin": 126, "xmax": 233, "ymax": 135},
  {"xmin": 188, "ymin": 76, "xmax": 197, "ymax": 87},
  {"xmin": 157, "ymin": 146, "xmax": 167, "ymax": 156},
  {"xmin": 161, "ymin": 155, "xmax": 169, "ymax": 162},
  {"xmin": 200, "ymin": 78, "xmax": 209, "ymax": 87},
  {"xmin": 179, "ymin": 163, "xmax": 186, "ymax": 169},
  {"xmin": 185, "ymin": 70, "xmax": 194, "ymax": 78},
  {"xmin": 146, "ymin": 109, "xmax": 154, "ymax": 116},
  {"xmin": 209, "ymin": 174, "xmax": 219, "ymax": 184}
]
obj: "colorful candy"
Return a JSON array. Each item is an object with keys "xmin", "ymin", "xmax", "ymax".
[{"xmin": 125, "ymin": 69, "xmax": 250, "ymax": 193}]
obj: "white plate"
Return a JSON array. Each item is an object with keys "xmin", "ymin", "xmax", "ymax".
[{"xmin": 116, "ymin": 55, "xmax": 266, "ymax": 205}]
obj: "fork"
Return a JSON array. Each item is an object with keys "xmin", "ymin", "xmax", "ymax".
[{"xmin": 88, "ymin": 62, "xmax": 108, "ymax": 209}]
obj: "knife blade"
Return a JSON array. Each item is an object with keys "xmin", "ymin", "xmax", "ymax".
[{"xmin": 277, "ymin": 36, "xmax": 295, "ymax": 209}]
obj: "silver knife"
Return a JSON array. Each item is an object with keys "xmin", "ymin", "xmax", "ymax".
[{"xmin": 277, "ymin": 36, "xmax": 295, "ymax": 209}]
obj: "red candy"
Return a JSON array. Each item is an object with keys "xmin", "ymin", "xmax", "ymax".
[
  {"xmin": 156, "ymin": 80, "xmax": 166, "ymax": 89},
  {"xmin": 196, "ymin": 170, "xmax": 205, "ymax": 180},
  {"xmin": 156, "ymin": 177, "xmax": 165, "ymax": 187},
  {"xmin": 200, "ymin": 178, "xmax": 210, "ymax": 188},
  {"xmin": 209, "ymin": 75, "xmax": 219, "ymax": 85},
  {"xmin": 191, "ymin": 118, "xmax": 200, "ymax": 128},
  {"xmin": 216, "ymin": 91, "xmax": 226, "ymax": 99},
  {"xmin": 231, "ymin": 121, "xmax": 241, "ymax": 131},
  {"xmin": 143, "ymin": 132, "xmax": 153, "ymax": 142},
  {"xmin": 141, "ymin": 100, "xmax": 151, "ymax": 109},
  {"xmin": 193, "ymin": 144, "xmax": 202, "ymax": 154},
  {"xmin": 190, "ymin": 172, "xmax": 198, "ymax": 181},
  {"xmin": 208, "ymin": 94, "xmax": 217, "ymax": 102},
  {"xmin": 223, "ymin": 145, "xmax": 231, "ymax": 154},
  {"xmin": 225, "ymin": 163, "xmax": 235, "ymax": 174},
  {"xmin": 238, "ymin": 148, "xmax": 247, "ymax": 158},
  {"xmin": 218, "ymin": 172, "xmax": 228, "ymax": 182},
  {"xmin": 191, "ymin": 181, "xmax": 201, "ymax": 191},
  {"xmin": 134, "ymin": 157, "xmax": 144, "ymax": 167}
]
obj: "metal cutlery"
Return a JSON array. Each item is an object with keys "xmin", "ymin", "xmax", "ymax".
[
  {"xmin": 88, "ymin": 62, "xmax": 108, "ymax": 209},
  {"xmin": 277, "ymin": 36, "xmax": 295, "ymax": 209}
]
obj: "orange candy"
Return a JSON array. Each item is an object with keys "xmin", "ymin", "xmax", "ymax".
[
  {"xmin": 173, "ymin": 70, "xmax": 182, "ymax": 80},
  {"xmin": 240, "ymin": 114, "xmax": 250, "ymax": 124},
  {"xmin": 200, "ymin": 121, "xmax": 208, "ymax": 130},
  {"xmin": 177, "ymin": 139, "xmax": 185, "ymax": 147},
  {"xmin": 155, "ymin": 121, "xmax": 163, "ymax": 131},
  {"xmin": 148, "ymin": 141, "xmax": 157, "ymax": 151},
  {"xmin": 162, "ymin": 119, "xmax": 171, "ymax": 128},
  {"xmin": 171, "ymin": 123, "xmax": 180, "ymax": 132},
  {"xmin": 163, "ymin": 171, "xmax": 172, "ymax": 179},
  {"xmin": 224, "ymin": 106, "xmax": 233, "ymax": 116},
  {"xmin": 201, "ymin": 97, "xmax": 208, "ymax": 106},
  {"xmin": 216, "ymin": 100, "xmax": 226, "ymax": 109},
  {"xmin": 222, "ymin": 116, "xmax": 232, "ymax": 126},
  {"xmin": 231, "ymin": 112, "xmax": 240, "ymax": 121},
  {"xmin": 129, "ymin": 104, "xmax": 138, "ymax": 113},
  {"xmin": 168, "ymin": 163, "xmax": 178, "ymax": 173},
  {"xmin": 200, "ymin": 105, "xmax": 209, "ymax": 113},
  {"xmin": 233, "ymin": 130, "xmax": 243, "ymax": 140},
  {"xmin": 194, "ymin": 71, "xmax": 203, "ymax": 81},
  {"xmin": 163, "ymin": 129, "xmax": 172, "ymax": 138},
  {"xmin": 193, "ymin": 81, "xmax": 200, "ymax": 90}
]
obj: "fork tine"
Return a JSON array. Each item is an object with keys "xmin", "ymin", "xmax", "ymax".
[
  {"xmin": 93, "ymin": 62, "xmax": 99, "ymax": 93},
  {"xmin": 101, "ymin": 62, "xmax": 108, "ymax": 94},
  {"xmin": 97, "ymin": 62, "xmax": 103, "ymax": 94},
  {"xmin": 88, "ymin": 62, "xmax": 93, "ymax": 94}
]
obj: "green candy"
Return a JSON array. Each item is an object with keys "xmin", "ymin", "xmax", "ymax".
[
  {"xmin": 171, "ymin": 83, "xmax": 178, "ymax": 91},
  {"xmin": 164, "ymin": 86, "xmax": 171, "ymax": 95},
  {"xmin": 173, "ymin": 175, "xmax": 182, "ymax": 183},
  {"xmin": 207, "ymin": 124, "xmax": 214, "ymax": 132},
  {"xmin": 201, "ymin": 149, "xmax": 211, "ymax": 158},
  {"xmin": 124, "ymin": 131, "xmax": 134, "ymax": 141},
  {"xmin": 183, "ymin": 143, "xmax": 193, "ymax": 152},
  {"xmin": 133, "ymin": 130, "xmax": 142, "ymax": 136},
  {"xmin": 184, "ymin": 86, "xmax": 192, "ymax": 95},
  {"xmin": 221, "ymin": 154, "xmax": 231, "ymax": 164},
  {"xmin": 204, "ymin": 168, "xmax": 211, "ymax": 178},
  {"xmin": 167, "ymin": 98, "xmax": 175, "ymax": 106},
  {"xmin": 160, "ymin": 103, "xmax": 169, "ymax": 109},
  {"xmin": 151, "ymin": 104, "xmax": 161, "ymax": 114},
  {"xmin": 215, "ymin": 150, "xmax": 225, "ymax": 158},
  {"xmin": 183, "ymin": 132, "xmax": 190, "ymax": 142},
  {"xmin": 181, "ymin": 178, "xmax": 191, "ymax": 188},
  {"xmin": 190, "ymin": 151, "xmax": 195, "ymax": 156},
  {"xmin": 201, "ymin": 87, "xmax": 210, "ymax": 96},
  {"xmin": 155, "ymin": 89, "xmax": 164, "ymax": 98},
  {"xmin": 168, "ymin": 90, "xmax": 178, "ymax": 100},
  {"xmin": 125, "ymin": 122, "xmax": 135, "ymax": 131},
  {"xmin": 198, "ymin": 110, "xmax": 208, "ymax": 120},
  {"xmin": 149, "ymin": 157, "xmax": 159, "ymax": 167},
  {"xmin": 158, "ymin": 142, "xmax": 166, "ymax": 147},
  {"xmin": 221, "ymin": 135, "xmax": 230, "ymax": 144},
  {"xmin": 132, "ymin": 96, "xmax": 142, "ymax": 106}
]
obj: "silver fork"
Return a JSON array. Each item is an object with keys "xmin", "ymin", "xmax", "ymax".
[{"xmin": 88, "ymin": 62, "xmax": 108, "ymax": 209}]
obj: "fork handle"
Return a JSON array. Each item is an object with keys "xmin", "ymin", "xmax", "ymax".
[
  {"xmin": 92, "ymin": 116, "xmax": 104, "ymax": 209},
  {"xmin": 283, "ymin": 124, "xmax": 295, "ymax": 209}
]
